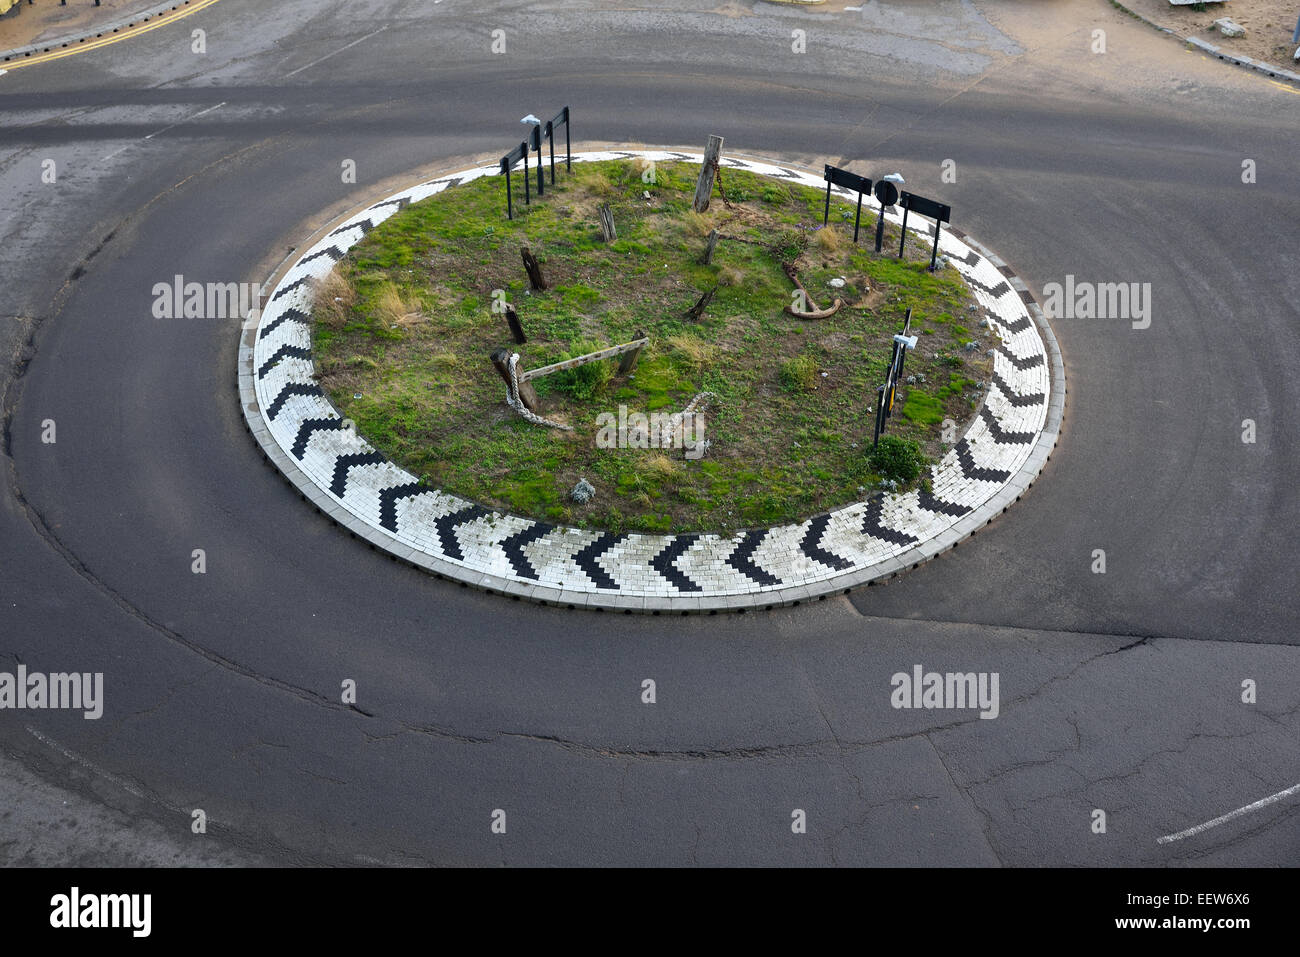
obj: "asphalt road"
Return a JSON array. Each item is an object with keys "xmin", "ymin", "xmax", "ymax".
[{"xmin": 1, "ymin": 0, "xmax": 1297, "ymax": 866}]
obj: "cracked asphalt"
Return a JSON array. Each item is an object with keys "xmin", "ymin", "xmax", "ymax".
[{"xmin": 0, "ymin": 0, "xmax": 1297, "ymax": 865}]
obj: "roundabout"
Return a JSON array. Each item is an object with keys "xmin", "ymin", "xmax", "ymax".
[
  {"xmin": 1, "ymin": 0, "xmax": 1297, "ymax": 869},
  {"xmin": 243, "ymin": 149, "xmax": 1062, "ymax": 610}
]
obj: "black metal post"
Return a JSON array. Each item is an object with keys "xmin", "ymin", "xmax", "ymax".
[
  {"xmin": 546, "ymin": 121, "xmax": 556, "ymax": 185},
  {"xmin": 898, "ymin": 204, "xmax": 910, "ymax": 258},
  {"xmin": 564, "ymin": 108, "xmax": 571, "ymax": 170},
  {"xmin": 531, "ymin": 126, "xmax": 544, "ymax": 197},
  {"xmin": 524, "ymin": 146, "xmax": 531, "ymax": 206},
  {"xmin": 854, "ymin": 192, "xmax": 863, "ymax": 244},
  {"xmin": 874, "ymin": 198, "xmax": 886, "ymax": 253},
  {"xmin": 929, "ymin": 222, "xmax": 943, "ymax": 271},
  {"xmin": 874, "ymin": 386, "xmax": 885, "ymax": 446},
  {"xmin": 504, "ymin": 163, "xmax": 513, "ymax": 220},
  {"xmin": 823, "ymin": 175, "xmax": 831, "ymax": 226}
]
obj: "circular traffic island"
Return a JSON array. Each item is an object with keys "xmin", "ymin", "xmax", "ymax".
[
  {"xmin": 244, "ymin": 149, "xmax": 1060, "ymax": 610},
  {"xmin": 311, "ymin": 158, "xmax": 990, "ymax": 535}
]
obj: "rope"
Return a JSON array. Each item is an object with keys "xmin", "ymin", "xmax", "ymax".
[
  {"xmin": 506, "ymin": 352, "xmax": 573, "ymax": 430},
  {"xmin": 669, "ymin": 391, "xmax": 716, "ymax": 456}
]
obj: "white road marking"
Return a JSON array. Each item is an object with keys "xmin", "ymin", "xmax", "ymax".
[
  {"xmin": 26, "ymin": 726, "xmax": 146, "ymax": 800},
  {"xmin": 1157, "ymin": 781, "xmax": 1300, "ymax": 844},
  {"xmin": 101, "ymin": 101, "xmax": 227, "ymax": 160},
  {"xmin": 283, "ymin": 25, "xmax": 389, "ymax": 79},
  {"xmin": 143, "ymin": 100, "xmax": 226, "ymax": 140}
]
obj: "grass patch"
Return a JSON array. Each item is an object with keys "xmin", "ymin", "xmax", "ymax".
[{"xmin": 312, "ymin": 160, "xmax": 989, "ymax": 533}]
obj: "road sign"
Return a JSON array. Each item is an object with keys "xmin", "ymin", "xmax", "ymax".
[
  {"xmin": 898, "ymin": 191, "xmax": 952, "ymax": 271},
  {"xmin": 823, "ymin": 165, "xmax": 873, "ymax": 243}
]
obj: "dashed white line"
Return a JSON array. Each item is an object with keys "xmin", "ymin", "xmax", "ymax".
[
  {"xmin": 1157, "ymin": 781, "xmax": 1300, "ymax": 844},
  {"xmin": 143, "ymin": 100, "xmax": 226, "ymax": 140},
  {"xmin": 101, "ymin": 101, "xmax": 227, "ymax": 161},
  {"xmin": 283, "ymin": 25, "xmax": 389, "ymax": 79}
]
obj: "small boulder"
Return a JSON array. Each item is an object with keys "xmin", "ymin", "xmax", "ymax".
[
  {"xmin": 571, "ymin": 478, "xmax": 595, "ymax": 503},
  {"xmin": 1214, "ymin": 17, "xmax": 1244, "ymax": 38},
  {"xmin": 829, "ymin": 277, "xmax": 846, "ymax": 288}
]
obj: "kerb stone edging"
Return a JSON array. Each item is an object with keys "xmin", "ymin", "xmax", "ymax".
[
  {"xmin": 0, "ymin": 0, "xmax": 217, "ymax": 64},
  {"xmin": 1107, "ymin": 0, "xmax": 1300, "ymax": 86},
  {"xmin": 237, "ymin": 148, "xmax": 1066, "ymax": 613}
]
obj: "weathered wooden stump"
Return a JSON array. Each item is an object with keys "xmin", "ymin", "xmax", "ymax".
[
  {"xmin": 617, "ymin": 331, "xmax": 647, "ymax": 375},
  {"xmin": 701, "ymin": 228, "xmax": 720, "ymax": 265},
  {"xmin": 521, "ymin": 246, "xmax": 548, "ymax": 291},
  {"xmin": 598, "ymin": 205, "xmax": 617, "ymax": 242},
  {"xmin": 685, "ymin": 286, "xmax": 718, "ymax": 322},
  {"xmin": 490, "ymin": 347, "xmax": 540, "ymax": 412},
  {"xmin": 692, "ymin": 135, "xmax": 724, "ymax": 213},
  {"xmin": 504, "ymin": 306, "xmax": 527, "ymax": 344}
]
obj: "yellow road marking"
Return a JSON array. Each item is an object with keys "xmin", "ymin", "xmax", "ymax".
[
  {"xmin": 1267, "ymin": 79, "xmax": 1300, "ymax": 95},
  {"xmin": 2, "ymin": 0, "xmax": 222, "ymax": 71}
]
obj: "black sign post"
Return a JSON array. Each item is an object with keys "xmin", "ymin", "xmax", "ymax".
[
  {"xmin": 873, "ymin": 179, "xmax": 899, "ymax": 254},
  {"xmin": 529, "ymin": 124, "xmax": 544, "ymax": 197},
  {"xmin": 502, "ymin": 108, "xmax": 570, "ymax": 218},
  {"xmin": 897, "ymin": 191, "xmax": 952, "ymax": 271},
  {"xmin": 546, "ymin": 106, "xmax": 571, "ymax": 182},
  {"xmin": 822, "ymin": 165, "xmax": 873, "ymax": 244},
  {"xmin": 500, "ymin": 141, "xmax": 528, "ymax": 220}
]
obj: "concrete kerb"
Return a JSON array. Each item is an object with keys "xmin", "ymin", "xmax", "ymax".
[
  {"xmin": 0, "ymin": 0, "xmax": 215, "ymax": 64},
  {"xmin": 1108, "ymin": 0, "xmax": 1300, "ymax": 85},
  {"xmin": 237, "ymin": 145, "xmax": 1066, "ymax": 613}
]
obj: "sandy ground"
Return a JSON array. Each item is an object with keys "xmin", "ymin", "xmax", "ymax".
[
  {"xmin": 1122, "ymin": 0, "xmax": 1300, "ymax": 67},
  {"xmin": 0, "ymin": 0, "xmax": 171, "ymax": 52}
]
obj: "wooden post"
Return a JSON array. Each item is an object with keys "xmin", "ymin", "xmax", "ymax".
[
  {"xmin": 504, "ymin": 307, "xmax": 526, "ymax": 344},
  {"xmin": 692, "ymin": 135, "xmax": 724, "ymax": 213},
  {"xmin": 598, "ymin": 205, "xmax": 617, "ymax": 242},
  {"xmin": 617, "ymin": 330, "xmax": 647, "ymax": 375},
  {"xmin": 685, "ymin": 286, "xmax": 717, "ymax": 322},
  {"xmin": 520, "ymin": 336, "xmax": 649, "ymax": 381},
  {"xmin": 701, "ymin": 228, "xmax": 719, "ymax": 265},
  {"xmin": 490, "ymin": 347, "xmax": 540, "ymax": 412},
  {"xmin": 521, "ymin": 246, "xmax": 548, "ymax": 291}
]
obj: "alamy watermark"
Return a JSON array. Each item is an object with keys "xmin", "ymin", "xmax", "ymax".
[
  {"xmin": 0, "ymin": 666, "xmax": 103, "ymax": 719},
  {"xmin": 890, "ymin": 665, "xmax": 999, "ymax": 719},
  {"xmin": 1042, "ymin": 275, "xmax": 1151, "ymax": 330},
  {"xmin": 50, "ymin": 888, "xmax": 150, "ymax": 937},
  {"xmin": 595, "ymin": 405, "xmax": 708, "ymax": 460},
  {"xmin": 152, "ymin": 275, "xmax": 261, "ymax": 320}
]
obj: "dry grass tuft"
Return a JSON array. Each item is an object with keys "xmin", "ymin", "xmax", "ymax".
[
  {"xmin": 667, "ymin": 334, "xmax": 719, "ymax": 372},
  {"xmin": 376, "ymin": 282, "xmax": 423, "ymax": 327},
  {"xmin": 682, "ymin": 211, "xmax": 713, "ymax": 238},
  {"xmin": 311, "ymin": 268, "xmax": 356, "ymax": 329},
  {"xmin": 716, "ymin": 265, "xmax": 744, "ymax": 287},
  {"xmin": 813, "ymin": 225, "xmax": 845, "ymax": 254}
]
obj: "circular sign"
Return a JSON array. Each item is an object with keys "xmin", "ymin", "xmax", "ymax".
[{"xmin": 874, "ymin": 180, "xmax": 899, "ymax": 206}]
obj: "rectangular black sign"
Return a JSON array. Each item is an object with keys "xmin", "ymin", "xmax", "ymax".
[
  {"xmin": 900, "ymin": 191, "xmax": 951, "ymax": 223},
  {"xmin": 823, "ymin": 165, "xmax": 873, "ymax": 241},
  {"xmin": 501, "ymin": 142, "xmax": 527, "ymax": 170},
  {"xmin": 824, "ymin": 165, "xmax": 872, "ymax": 195}
]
